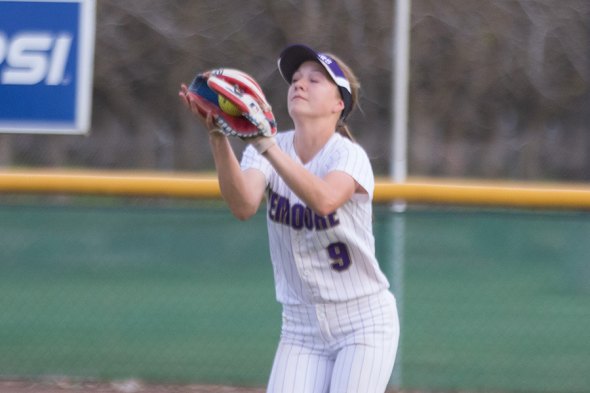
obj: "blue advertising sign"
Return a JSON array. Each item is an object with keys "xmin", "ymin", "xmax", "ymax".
[{"xmin": 0, "ymin": 0, "xmax": 95, "ymax": 134}]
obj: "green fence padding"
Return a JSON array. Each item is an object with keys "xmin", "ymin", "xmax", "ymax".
[{"xmin": 1, "ymin": 204, "xmax": 589, "ymax": 392}]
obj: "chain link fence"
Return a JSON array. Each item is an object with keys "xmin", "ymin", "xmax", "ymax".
[{"xmin": 1, "ymin": 200, "xmax": 589, "ymax": 392}]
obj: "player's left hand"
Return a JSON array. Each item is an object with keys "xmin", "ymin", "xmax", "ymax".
[
  {"xmin": 179, "ymin": 84, "xmax": 219, "ymax": 134},
  {"xmin": 181, "ymin": 68, "xmax": 277, "ymax": 139}
]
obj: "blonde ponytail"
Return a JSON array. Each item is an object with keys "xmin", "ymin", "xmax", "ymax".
[
  {"xmin": 336, "ymin": 119, "xmax": 355, "ymax": 141},
  {"xmin": 326, "ymin": 53, "xmax": 361, "ymax": 141}
]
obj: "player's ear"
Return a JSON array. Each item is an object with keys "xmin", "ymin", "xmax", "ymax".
[{"xmin": 332, "ymin": 98, "xmax": 345, "ymax": 115}]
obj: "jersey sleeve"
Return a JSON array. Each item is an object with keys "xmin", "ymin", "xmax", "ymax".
[
  {"xmin": 328, "ymin": 141, "xmax": 375, "ymax": 200},
  {"xmin": 240, "ymin": 144, "xmax": 273, "ymax": 183}
]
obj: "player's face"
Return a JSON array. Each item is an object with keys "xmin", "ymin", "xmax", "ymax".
[{"xmin": 288, "ymin": 61, "xmax": 344, "ymax": 120}]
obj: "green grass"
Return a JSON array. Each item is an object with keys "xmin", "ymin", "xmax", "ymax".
[{"xmin": 1, "ymin": 204, "xmax": 589, "ymax": 392}]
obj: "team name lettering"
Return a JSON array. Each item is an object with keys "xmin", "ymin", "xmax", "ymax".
[{"xmin": 268, "ymin": 188, "xmax": 339, "ymax": 231}]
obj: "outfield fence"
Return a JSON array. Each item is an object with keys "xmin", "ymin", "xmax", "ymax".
[
  {"xmin": 1, "ymin": 170, "xmax": 589, "ymax": 393},
  {"xmin": 2, "ymin": 169, "xmax": 590, "ymax": 209}
]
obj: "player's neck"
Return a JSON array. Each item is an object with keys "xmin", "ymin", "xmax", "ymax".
[{"xmin": 293, "ymin": 117, "xmax": 336, "ymax": 163}]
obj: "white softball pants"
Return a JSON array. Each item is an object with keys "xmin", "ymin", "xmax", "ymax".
[{"xmin": 266, "ymin": 290, "xmax": 399, "ymax": 393}]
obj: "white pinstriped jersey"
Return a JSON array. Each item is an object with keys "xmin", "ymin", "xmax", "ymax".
[{"xmin": 241, "ymin": 131, "xmax": 390, "ymax": 305}]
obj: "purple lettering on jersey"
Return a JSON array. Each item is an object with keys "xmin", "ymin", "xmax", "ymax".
[
  {"xmin": 276, "ymin": 195, "xmax": 291, "ymax": 225},
  {"xmin": 303, "ymin": 207, "xmax": 314, "ymax": 230},
  {"xmin": 292, "ymin": 204, "xmax": 305, "ymax": 230},
  {"xmin": 314, "ymin": 214, "xmax": 328, "ymax": 230},
  {"xmin": 268, "ymin": 190, "xmax": 279, "ymax": 221},
  {"xmin": 267, "ymin": 188, "xmax": 340, "ymax": 232},
  {"xmin": 327, "ymin": 242, "xmax": 352, "ymax": 271},
  {"xmin": 327, "ymin": 212, "xmax": 340, "ymax": 227}
]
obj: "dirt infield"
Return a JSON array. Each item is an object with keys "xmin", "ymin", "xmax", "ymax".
[
  {"xmin": 0, "ymin": 380, "xmax": 263, "ymax": 393},
  {"xmin": 0, "ymin": 379, "xmax": 411, "ymax": 393}
]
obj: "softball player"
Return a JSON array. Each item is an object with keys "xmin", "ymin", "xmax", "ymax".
[{"xmin": 187, "ymin": 44, "xmax": 399, "ymax": 393}]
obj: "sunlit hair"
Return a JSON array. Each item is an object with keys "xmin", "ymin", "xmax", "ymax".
[{"xmin": 324, "ymin": 53, "xmax": 360, "ymax": 141}]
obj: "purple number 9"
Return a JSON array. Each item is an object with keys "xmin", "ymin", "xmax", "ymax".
[{"xmin": 327, "ymin": 242, "xmax": 351, "ymax": 272}]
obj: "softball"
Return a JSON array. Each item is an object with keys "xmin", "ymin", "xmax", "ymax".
[{"xmin": 218, "ymin": 95, "xmax": 241, "ymax": 117}]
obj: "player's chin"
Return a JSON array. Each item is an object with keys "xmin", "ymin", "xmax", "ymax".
[{"xmin": 287, "ymin": 102, "xmax": 311, "ymax": 118}]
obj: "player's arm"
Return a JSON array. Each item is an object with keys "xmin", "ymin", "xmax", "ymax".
[
  {"xmin": 261, "ymin": 144, "xmax": 357, "ymax": 216},
  {"xmin": 209, "ymin": 133, "xmax": 266, "ymax": 220},
  {"xmin": 179, "ymin": 82, "xmax": 266, "ymax": 220}
]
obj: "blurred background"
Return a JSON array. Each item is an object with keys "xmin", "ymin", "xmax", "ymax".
[
  {"xmin": 1, "ymin": 1, "xmax": 590, "ymax": 393},
  {"xmin": 1, "ymin": 0, "xmax": 589, "ymax": 180}
]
